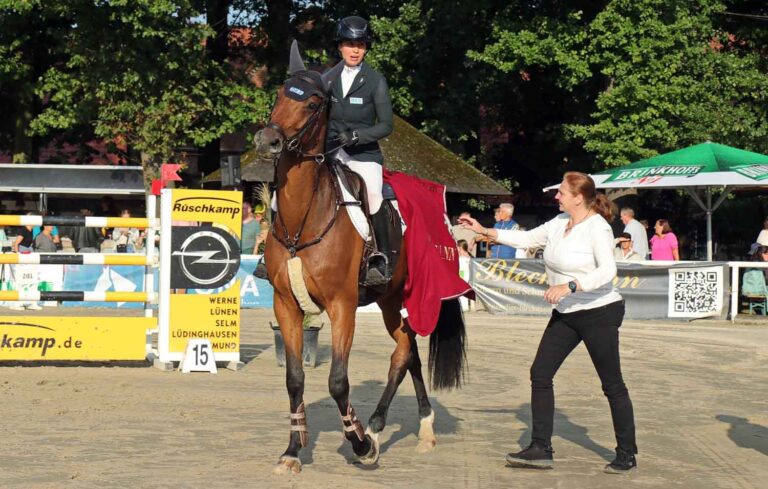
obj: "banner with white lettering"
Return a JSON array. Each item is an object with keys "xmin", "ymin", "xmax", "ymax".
[{"xmin": 469, "ymin": 259, "xmax": 728, "ymax": 320}]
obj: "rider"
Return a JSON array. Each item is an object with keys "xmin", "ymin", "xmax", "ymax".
[{"xmin": 327, "ymin": 15, "xmax": 394, "ymax": 286}]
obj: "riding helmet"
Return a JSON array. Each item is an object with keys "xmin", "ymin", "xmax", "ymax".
[{"xmin": 334, "ymin": 16, "xmax": 373, "ymax": 44}]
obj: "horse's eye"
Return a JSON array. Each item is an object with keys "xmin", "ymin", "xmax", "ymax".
[{"xmin": 308, "ymin": 102, "xmax": 319, "ymax": 110}]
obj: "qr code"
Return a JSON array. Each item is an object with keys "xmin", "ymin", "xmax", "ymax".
[{"xmin": 668, "ymin": 268, "xmax": 723, "ymax": 318}]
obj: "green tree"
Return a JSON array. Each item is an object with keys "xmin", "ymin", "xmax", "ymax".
[
  {"xmin": 1, "ymin": 0, "xmax": 271, "ymax": 182},
  {"xmin": 470, "ymin": 0, "xmax": 768, "ymax": 169}
]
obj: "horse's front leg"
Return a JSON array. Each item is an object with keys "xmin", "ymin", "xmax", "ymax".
[
  {"xmin": 272, "ymin": 294, "xmax": 307, "ymax": 475},
  {"xmin": 326, "ymin": 299, "xmax": 377, "ymax": 464}
]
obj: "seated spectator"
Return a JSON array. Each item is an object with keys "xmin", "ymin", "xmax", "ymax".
[
  {"xmin": 68, "ymin": 208, "xmax": 103, "ymax": 253},
  {"xmin": 614, "ymin": 232, "xmax": 643, "ymax": 262},
  {"xmin": 32, "ymin": 210, "xmax": 60, "ymax": 248},
  {"xmin": 742, "ymin": 245, "xmax": 768, "ymax": 313},
  {"xmin": 34, "ymin": 225, "xmax": 58, "ymax": 253},
  {"xmin": 112, "ymin": 209, "xmax": 144, "ymax": 253},
  {"xmin": 12, "ymin": 216, "xmax": 35, "ymax": 253}
]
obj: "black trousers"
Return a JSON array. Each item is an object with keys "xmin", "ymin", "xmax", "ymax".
[{"xmin": 530, "ymin": 300, "xmax": 637, "ymax": 453}]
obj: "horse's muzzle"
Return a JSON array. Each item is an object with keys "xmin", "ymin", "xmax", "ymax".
[{"xmin": 254, "ymin": 127, "xmax": 283, "ymax": 156}]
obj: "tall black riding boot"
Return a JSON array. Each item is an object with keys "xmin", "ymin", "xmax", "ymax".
[{"xmin": 364, "ymin": 207, "xmax": 391, "ymax": 286}]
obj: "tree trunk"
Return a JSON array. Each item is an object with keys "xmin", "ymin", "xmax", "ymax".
[{"xmin": 198, "ymin": 0, "xmax": 230, "ymax": 176}]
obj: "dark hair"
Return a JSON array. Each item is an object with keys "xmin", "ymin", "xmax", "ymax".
[
  {"xmin": 755, "ymin": 245, "xmax": 768, "ymax": 262},
  {"xmin": 763, "ymin": 218, "xmax": 768, "ymax": 230},
  {"xmin": 563, "ymin": 171, "xmax": 616, "ymax": 221},
  {"xmin": 656, "ymin": 219, "xmax": 672, "ymax": 234},
  {"xmin": 457, "ymin": 239, "xmax": 468, "ymax": 252}
]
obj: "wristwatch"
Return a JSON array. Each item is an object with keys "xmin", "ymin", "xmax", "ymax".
[{"xmin": 568, "ymin": 281, "xmax": 577, "ymax": 293}]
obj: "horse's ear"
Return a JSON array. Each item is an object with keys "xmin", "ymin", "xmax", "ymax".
[
  {"xmin": 320, "ymin": 61, "xmax": 344, "ymax": 92},
  {"xmin": 289, "ymin": 40, "xmax": 306, "ymax": 75}
]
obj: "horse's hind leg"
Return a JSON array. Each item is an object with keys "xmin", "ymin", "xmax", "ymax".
[
  {"xmin": 367, "ymin": 296, "xmax": 436, "ymax": 454},
  {"xmin": 326, "ymin": 300, "xmax": 376, "ymax": 463},
  {"xmin": 272, "ymin": 295, "xmax": 307, "ymax": 475}
]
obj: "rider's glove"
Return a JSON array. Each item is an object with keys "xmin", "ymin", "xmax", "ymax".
[{"xmin": 335, "ymin": 129, "xmax": 359, "ymax": 148}]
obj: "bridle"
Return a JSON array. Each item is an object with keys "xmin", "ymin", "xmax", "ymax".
[{"xmin": 267, "ymin": 72, "xmax": 351, "ymax": 258}]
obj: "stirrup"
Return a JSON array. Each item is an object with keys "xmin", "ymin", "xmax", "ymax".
[{"xmin": 363, "ymin": 252, "xmax": 390, "ymax": 286}]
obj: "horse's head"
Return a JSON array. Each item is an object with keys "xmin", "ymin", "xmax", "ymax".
[{"xmin": 254, "ymin": 41, "xmax": 344, "ymax": 157}]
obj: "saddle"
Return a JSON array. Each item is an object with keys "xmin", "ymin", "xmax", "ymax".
[{"xmin": 328, "ymin": 161, "xmax": 402, "ymax": 306}]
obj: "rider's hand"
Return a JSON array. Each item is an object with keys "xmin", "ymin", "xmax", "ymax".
[{"xmin": 334, "ymin": 130, "xmax": 359, "ymax": 148}]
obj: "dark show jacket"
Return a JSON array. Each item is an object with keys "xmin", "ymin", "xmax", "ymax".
[{"xmin": 326, "ymin": 62, "xmax": 393, "ymax": 165}]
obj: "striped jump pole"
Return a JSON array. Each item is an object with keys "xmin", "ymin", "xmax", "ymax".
[
  {"xmin": 0, "ymin": 253, "xmax": 154, "ymax": 266},
  {"xmin": 0, "ymin": 215, "xmax": 157, "ymax": 229},
  {"xmin": 0, "ymin": 291, "xmax": 156, "ymax": 303}
]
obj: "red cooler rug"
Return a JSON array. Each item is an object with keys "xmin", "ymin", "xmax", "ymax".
[{"xmin": 383, "ymin": 170, "xmax": 475, "ymax": 336}]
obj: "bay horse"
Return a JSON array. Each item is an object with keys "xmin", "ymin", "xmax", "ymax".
[{"xmin": 253, "ymin": 41, "xmax": 467, "ymax": 475}]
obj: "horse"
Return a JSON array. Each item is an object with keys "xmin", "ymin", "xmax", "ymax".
[{"xmin": 253, "ymin": 41, "xmax": 467, "ymax": 475}]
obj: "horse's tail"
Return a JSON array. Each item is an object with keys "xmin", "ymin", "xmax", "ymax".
[{"xmin": 428, "ymin": 298, "xmax": 467, "ymax": 391}]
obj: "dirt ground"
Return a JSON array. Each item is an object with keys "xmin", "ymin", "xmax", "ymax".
[{"xmin": 0, "ymin": 307, "xmax": 765, "ymax": 489}]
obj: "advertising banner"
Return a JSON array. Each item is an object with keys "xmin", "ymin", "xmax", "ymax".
[
  {"xmin": 161, "ymin": 188, "xmax": 243, "ymax": 362},
  {"xmin": 0, "ymin": 316, "xmax": 152, "ymax": 360},
  {"xmin": 187, "ymin": 256, "xmax": 274, "ymax": 309},
  {"xmin": 61, "ymin": 264, "xmax": 146, "ymax": 308},
  {"xmin": 0, "ymin": 264, "xmax": 65, "ymax": 307},
  {"xmin": 470, "ymin": 259, "xmax": 728, "ymax": 320}
]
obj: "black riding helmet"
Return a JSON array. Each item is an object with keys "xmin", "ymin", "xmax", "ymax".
[{"xmin": 334, "ymin": 16, "xmax": 373, "ymax": 45}]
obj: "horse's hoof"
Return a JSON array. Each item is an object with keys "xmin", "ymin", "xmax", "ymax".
[
  {"xmin": 357, "ymin": 428, "xmax": 380, "ymax": 465},
  {"xmin": 272, "ymin": 456, "xmax": 302, "ymax": 475},
  {"xmin": 416, "ymin": 410, "xmax": 437, "ymax": 453},
  {"xmin": 416, "ymin": 437, "xmax": 437, "ymax": 453}
]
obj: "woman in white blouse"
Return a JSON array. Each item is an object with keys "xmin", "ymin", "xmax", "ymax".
[{"xmin": 460, "ymin": 171, "xmax": 637, "ymax": 474}]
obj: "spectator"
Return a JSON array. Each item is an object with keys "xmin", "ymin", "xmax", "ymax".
[
  {"xmin": 112, "ymin": 209, "xmax": 144, "ymax": 253},
  {"xmin": 12, "ymin": 215, "xmax": 35, "ymax": 253},
  {"xmin": 241, "ymin": 202, "xmax": 260, "ymax": 255},
  {"xmin": 34, "ymin": 225, "xmax": 58, "ymax": 253},
  {"xmin": 69, "ymin": 208, "xmax": 103, "ymax": 253},
  {"xmin": 489, "ymin": 203, "xmax": 519, "ymax": 259},
  {"xmin": 451, "ymin": 211, "xmax": 478, "ymax": 257},
  {"xmin": 756, "ymin": 218, "xmax": 768, "ymax": 246},
  {"xmin": 253, "ymin": 203, "xmax": 269, "ymax": 255},
  {"xmin": 650, "ymin": 219, "xmax": 679, "ymax": 261},
  {"xmin": 614, "ymin": 232, "xmax": 642, "ymax": 262},
  {"xmin": 32, "ymin": 210, "xmax": 60, "ymax": 248},
  {"xmin": 456, "ymin": 239, "xmax": 471, "ymax": 258},
  {"xmin": 619, "ymin": 208, "xmax": 649, "ymax": 258}
]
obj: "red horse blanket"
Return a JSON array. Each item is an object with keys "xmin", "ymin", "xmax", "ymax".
[{"xmin": 383, "ymin": 170, "xmax": 475, "ymax": 336}]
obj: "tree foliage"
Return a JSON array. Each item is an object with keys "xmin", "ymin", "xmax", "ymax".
[{"xmin": 470, "ymin": 0, "xmax": 768, "ymax": 168}]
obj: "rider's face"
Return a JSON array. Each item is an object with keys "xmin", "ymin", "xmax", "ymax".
[{"xmin": 339, "ymin": 40, "xmax": 367, "ymax": 67}]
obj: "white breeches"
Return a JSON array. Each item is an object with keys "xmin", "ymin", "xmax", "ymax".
[
  {"xmin": 270, "ymin": 149, "xmax": 384, "ymax": 215},
  {"xmin": 335, "ymin": 149, "xmax": 383, "ymax": 214}
]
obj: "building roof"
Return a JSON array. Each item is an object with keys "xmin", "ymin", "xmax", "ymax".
[
  {"xmin": 0, "ymin": 164, "xmax": 145, "ymax": 195},
  {"xmin": 205, "ymin": 116, "xmax": 511, "ymax": 195}
]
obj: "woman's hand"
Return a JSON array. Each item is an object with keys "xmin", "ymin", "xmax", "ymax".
[
  {"xmin": 458, "ymin": 216, "xmax": 484, "ymax": 234},
  {"xmin": 543, "ymin": 283, "xmax": 572, "ymax": 304}
]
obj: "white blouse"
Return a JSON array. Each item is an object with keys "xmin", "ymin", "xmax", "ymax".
[{"xmin": 496, "ymin": 213, "xmax": 622, "ymax": 313}]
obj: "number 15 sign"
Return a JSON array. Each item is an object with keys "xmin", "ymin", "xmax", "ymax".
[{"xmin": 180, "ymin": 339, "xmax": 218, "ymax": 373}]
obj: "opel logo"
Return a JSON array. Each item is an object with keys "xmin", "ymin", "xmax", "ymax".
[{"xmin": 171, "ymin": 228, "xmax": 240, "ymax": 288}]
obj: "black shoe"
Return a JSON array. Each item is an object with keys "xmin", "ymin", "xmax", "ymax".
[
  {"xmin": 253, "ymin": 262, "xmax": 269, "ymax": 281},
  {"xmin": 506, "ymin": 442, "xmax": 554, "ymax": 469},
  {"xmin": 604, "ymin": 448, "xmax": 637, "ymax": 474}
]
